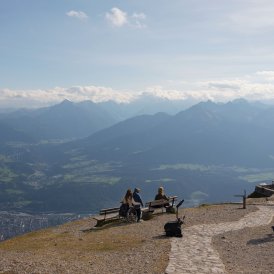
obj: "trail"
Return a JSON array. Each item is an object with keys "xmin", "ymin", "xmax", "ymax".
[{"xmin": 165, "ymin": 205, "xmax": 274, "ymax": 274}]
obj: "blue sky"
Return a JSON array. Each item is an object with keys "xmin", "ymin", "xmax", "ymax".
[{"xmin": 1, "ymin": 0, "xmax": 274, "ymax": 107}]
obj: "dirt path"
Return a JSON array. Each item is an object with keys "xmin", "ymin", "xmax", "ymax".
[{"xmin": 165, "ymin": 205, "xmax": 274, "ymax": 274}]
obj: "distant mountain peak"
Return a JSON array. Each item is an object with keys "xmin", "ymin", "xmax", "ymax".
[{"xmin": 60, "ymin": 99, "xmax": 73, "ymax": 105}]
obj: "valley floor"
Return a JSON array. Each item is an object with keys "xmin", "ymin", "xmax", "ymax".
[{"xmin": 0, "ymin": 198, "xmax": 273, "ymax": 274}]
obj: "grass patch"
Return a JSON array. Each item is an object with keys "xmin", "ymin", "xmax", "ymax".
[
  {"xmin": 239, "ymin": 172, "xmax": 274, "ymax": 183},
  {"xmin": 198, "ymin": 203, "xmax": 212, "ymax": 208},
  {"xmin": 63, "ymin": 161, "xmax": 119, "ymax": 173},
  {"xmin": 0, "ymin": 167, "xmax": 18, "ymax": 183},
  {"xmin": 0, "ymin": 229, "xmax": 56, "ymax": 251},
  {"xmin": 0, "ymin": 227, "xmax": 143, "ymax": 254},
  {"xmin": 63, "ymin": 174, "xmax": 121, "ymax": 185},
  {"xmin": 153, "ymin": 163, "xmax": 212, "ymax": 172},
  {"xmin": 145, "ymin": 178, "xmax": 175, "ymax": 183},
  {"xmin": 62, "ymin": 160, "xmax": 122, "ymax": 185},
  {"xmin": 5, "ymin": 189, "xmax": 24, "ymax": 195}
]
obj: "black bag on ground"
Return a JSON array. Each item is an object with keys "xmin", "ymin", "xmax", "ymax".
[
  {"xmin": 164, "ymin": 199, "xmax": 184, "ymax": 237},
  {"xmin": 164, "ymin": 218, "xmax": 183, "ymax": 237}
]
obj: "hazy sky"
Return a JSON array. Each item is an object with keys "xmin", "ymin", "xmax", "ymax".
[{"xmin": 1, "ymin": 0, "xmax": 274, "ymax": 107}]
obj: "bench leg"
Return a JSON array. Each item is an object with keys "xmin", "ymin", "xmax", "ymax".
[{"xmin": 95, "ymin": 219, "xmax": 105, "ymax": 227}]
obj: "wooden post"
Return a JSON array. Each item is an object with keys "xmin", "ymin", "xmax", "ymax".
[
  {"xmin": 243, "ymin": 190, "xmax": 246, "ymax": 209},
  {"xmin": 234, "ymin": 190, "xmax": 247, "ymax": 209}
]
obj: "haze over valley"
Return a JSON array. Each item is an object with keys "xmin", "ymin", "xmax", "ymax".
[{"xmin": 1, "ymin": 99, "xmax": 274, "ymax": 218}]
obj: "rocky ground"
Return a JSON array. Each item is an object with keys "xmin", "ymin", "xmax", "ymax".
[
  {"xmin": 213, "ymin": 198, "xmax": 274, "ymax": 274},
  {"xmin": 213, "ymin": 218, "xmax": 274, "ymax": 274},
  {"xmin": 0, "ymin": 199, "xmax": 273, "ymax": 274}
]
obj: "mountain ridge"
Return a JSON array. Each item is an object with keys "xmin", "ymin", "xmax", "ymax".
[{"xmin": 1, "ymin": 99, "xmax": 274, "ymax": 214}]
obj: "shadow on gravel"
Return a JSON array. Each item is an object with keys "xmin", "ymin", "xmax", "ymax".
[
  {"xmin": 247, "ymin": 234, "xmax": 274, "ymax": 245},
  {"xmin": 153, "ymin": 235, "xmax": 168, "ymax": 240},
  {"xmin": 81, "ymin": 219, "xmax": 140, "ymax": 232}
]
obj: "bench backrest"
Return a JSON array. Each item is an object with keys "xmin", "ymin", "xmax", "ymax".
[
  {"xmin": 99, "ymin": 207, "xmax": 120, "ymax": 215},
  {"xmin": 145, "ymin": 196, "xmax": 178, "ymax": 208},
  {"xmin": 145, "ymin": 199, "xmax": 167, "ymax": 207}
]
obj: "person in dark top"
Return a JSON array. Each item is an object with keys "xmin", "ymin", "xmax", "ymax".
[
  {"xmin": 155, "ymin": 186, "xmax": 170, "ymax": 207},
  {"xmin": 133, "ymin": 188, "xmax": 144, "ymax": 222}
]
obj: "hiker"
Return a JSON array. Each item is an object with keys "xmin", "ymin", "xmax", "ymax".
[
  {"xmin": 155, "ymin": 186, "xmax": 170, "ymax": 207},
  {"xmin": 133, "ymin": 188, "xmax": 144, "ymax": 222},
  {"xmin": 119, "ymin": 189, "xmax": 133, "ymax": 217}
]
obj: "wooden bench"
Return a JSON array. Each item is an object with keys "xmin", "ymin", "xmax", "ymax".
[
  {"xmin": 145, "ymin": 196, "xmax": 178, "ymax": 213},
  {"xmin": 93, "ymin": 196, "xmax": 178, "ymax": 226},
  {"xmin": 93, "ymin": 206, "xmax": 121, "ymax": 227},
  {"xmin": 94, "ymin": 204, "xmax": 145, "ymax": 227}
]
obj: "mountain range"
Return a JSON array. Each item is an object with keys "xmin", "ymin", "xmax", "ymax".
[
  {"xmin": 0, "ymin": 96, "xmax": 197, "ymax": 142},
  {"xmin": 73, "ymin": 99, "xmax": 274, "ymax": 167},
  {"xmin": 0, "ymin": 100, "xmax": 117, "ymax": 141},
  {"xmin": 1, "ymin": 98, "xmax": 274, "ymax": 213}
]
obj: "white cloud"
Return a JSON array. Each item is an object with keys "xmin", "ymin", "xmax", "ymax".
[
  {"xmin": 105, "ymin": 8, "xmax": 146, "ymax": 28},
  {"xmin": 132, "ymin": 13, "xmax": 146, "ymax": 20},
  {"xmin": 198, "ymin": 77, "xmax": 274, "ymax": 102},
  {"xmin": 146, "ymin": 72, "xmax": 274, "ymax": 103},
  {"xmin": 66, "ymin": 10, "xmax": 88, "ymax": 21},
  {"xmin": 145, "ymin": 86, "xmax": 187, "ymax": 100},
  {"xmin": 131, "ymin": 12, "xmax": 147, "ymax": 29},
  {"xmin": 256, "ymin": 71, "xmax": 274, "ymax": 81},
  {"xmin": 105, "ymin": 7, "xmax": 128, "ymax": 27},
  {"xmin": 3, "ymin": 72, "xmax": 274, "ymax": 109},
  {"xmin": 0, "ymin": 86, "xmax": 137, "ymax": 108}
]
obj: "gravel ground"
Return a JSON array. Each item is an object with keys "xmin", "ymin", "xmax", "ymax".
[
  {"xmin": 0, "ymin": 203, "xmax": 265, "ymax": 274},
  {"xmin": 212, "ymin": 196, "xmax": 274, "ymax": 274},
  {"xmin": 213, "ymin": 211, "xmax": 274, "ymax": 274}
]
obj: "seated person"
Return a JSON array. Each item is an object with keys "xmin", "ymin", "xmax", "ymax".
[
  {"xmin": 154, "ymin": 186, "xmax": 170, "ymax": 207},
  {"xmin": 119, "ymin": 189, "xmax": 133, "ymax": 217},
  {"xmin": 133, "ymin": 188, "xmax": 144, "ymax": 222},
  {"xmin": 122, "ymin": 189, "xmax": 133, "ymax": 206}
]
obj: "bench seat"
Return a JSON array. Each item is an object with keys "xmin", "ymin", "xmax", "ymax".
[{"xmin": 93, "ymin": 206, "xmax": 121, "ymax": 227}]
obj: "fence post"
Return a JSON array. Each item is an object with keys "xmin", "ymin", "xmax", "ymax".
[
  {"xmin": 243, "ymin": 190, "xmax": 246, "ymax": 209},
  {"xmin": 234, "ymin": 190, "xmax": 247, "ymax": 209}
]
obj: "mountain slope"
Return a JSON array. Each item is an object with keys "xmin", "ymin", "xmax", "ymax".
[
  {"xmin": 75, "ymin": 100, "xmax": 274, "ymax": 167},
  {"xmin": 0, "ymin": 100, "xmax": 118, "ymax": 140},
  {"xmin": 0, "ymin": 122, "xmax": 34, "ymax": 143}
]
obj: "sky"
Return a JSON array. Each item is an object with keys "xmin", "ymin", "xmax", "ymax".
[{"xmin": 1, "ymin": 0, "xmax": 274, "ymax": 108}]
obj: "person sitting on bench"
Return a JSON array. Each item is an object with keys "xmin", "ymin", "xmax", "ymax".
[
  {"xmin": 154, "ymin": 186, "xmax": 170, "ymax": 207},
  {"xmin": 119, "ymin": 189, "xmax": 133, "ymax": 217},
  {"xmin": 133, "ymin": 188, "xmax": 144, "ymax": 222}
]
